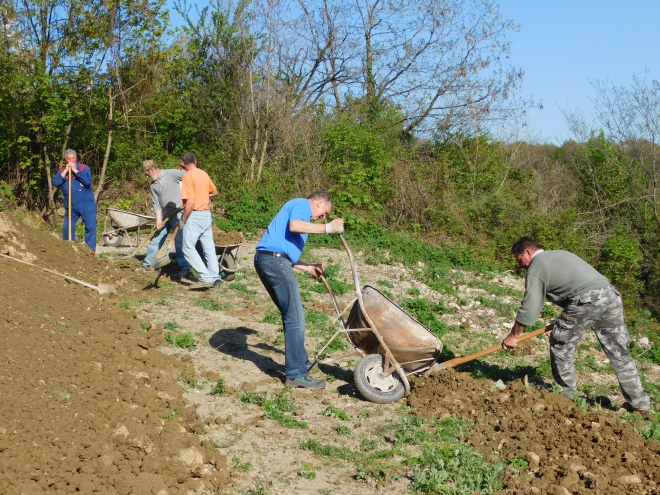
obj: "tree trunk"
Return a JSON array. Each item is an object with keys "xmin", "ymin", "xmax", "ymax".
[{"xmin": 95, "ymin": 87, "xmax": 113, "ymax": 201}]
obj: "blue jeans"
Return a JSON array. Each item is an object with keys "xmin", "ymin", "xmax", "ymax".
[
  {"xmin": 62, "ymin": 206, "xmax": 97, "ymax": 252},
  {"xmin": 142, "ymin": 211, "xmax": 189, "ymax": 270},
  {"xmin": 182, "ymin": 210, "xmax": 220, "ymax": 283},
  {"xmin": 254, "ymin": 254, "xmax": 308, "ymax": 379}
]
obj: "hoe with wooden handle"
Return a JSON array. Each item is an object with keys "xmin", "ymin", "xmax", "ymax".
[
  {"xmin": 427, "ymin": 324, "xmax": 553, "ymax": 374},
  {"xmin": 0, "ymin": 253, "xmax": 117, "ymax": 294}
]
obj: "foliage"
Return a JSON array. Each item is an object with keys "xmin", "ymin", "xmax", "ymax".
[
  {"xmin": 240, "ymin": 389, "xmax": 308, "ymax": 429},
  {"xmin": 164, "ymin": 332, "xmax": 196, "ymax": 350},
  {"xmin": 210, "ymin": 378, "xmax": 227, "ymax": 396}
]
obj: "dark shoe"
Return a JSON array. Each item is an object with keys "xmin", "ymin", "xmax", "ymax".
[
  {"xmin": 173, "ymin": 269, "xmax": 192, "ymax": 280},
  {"xmin": 188, "ymin": 281, "xmax": 213, "ymax": 291},
  {"xmin": 285, "ymin": 375, "xmax": 326, "ymax": 390},
  {"xmin": 212, "ymin": 279, "xmax": 222, "ymax": 290},
  {"xmin": 617, "ymin": 402, "xmax": 650, "ymax": 417}
]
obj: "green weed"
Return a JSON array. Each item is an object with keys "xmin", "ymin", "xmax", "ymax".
[
  {"xmin": 163, "ymin": 321, "xmax": 180, "ymax": 330},
  {"xmin": 210, "ymin": 378, "xmax": 227, "ymax": 396},
  {"xmin": 240, "ymin": 389, "xmax": 308, "ymax": 429},
  {"xmin": 400, "ymin": 298, "xmax": 448, "ymax": 338},
  {"xmin": 194, "ymin": 298, "xmax": 227, "ymax": 311},
  {"xmin": 232, "ymin": 456, "xmax": 253, "ymax": 473},
  {"xmin": 336, "ymin": 425, "xmax": 351, "ymax": 436},
  {"xmin": 321, "ymin": 405, "xmax": 351, "ymax": 421},
  {"xmin": 263, "ymin": 309, "xmax": 283, "ymax": 325},
  {"xmin": 162, "ymin": 409, "xmax": 181, "ymax": 421},
  {"xmin": 164, "ymin": 332, "xmax": 195, "ymax": 349},
  {"xmin": 297, "ymin": 465, "xmax": 317, "ymax": 479},
  {"xmin": 230, "ymin": 283, "xmax": 257, "ymax": 295},
  {"xmin": 377, "ymin": 279, "xmax": 394, "ymax": 288},
  {"xmin": 155, "ymin": 299, "xmax": 169, "ymax": 306},
  {"xmin": 118, "ymin": 300, "xmax": 131, "ymax": 310}
]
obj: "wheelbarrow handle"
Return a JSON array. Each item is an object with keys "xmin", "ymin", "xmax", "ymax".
[{"xmin": 432, "ymin": 324, "xmax": 553, "ymax": 372}]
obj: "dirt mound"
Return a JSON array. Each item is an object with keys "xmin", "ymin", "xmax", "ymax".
[
  {"xmin": 211, "ymin": 225, "xmax": 244, "ymax": 246},
  {"xmin": 408, "ymin": 370, "xmax": 660, "ymax": 494},
  {"xmin": 0, "ymin": 214, "xmax": 232, "ymax": 494}
]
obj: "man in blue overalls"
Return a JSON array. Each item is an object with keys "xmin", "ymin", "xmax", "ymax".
[{"xmin": 51, "ymin": 149, "xmax": 97, "ymax": 251}]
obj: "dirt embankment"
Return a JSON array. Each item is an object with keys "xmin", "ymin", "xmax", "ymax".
[
  {"xmin": 409, "ymin": 370, "xmax": 660, "ymax": 494},
  {"xmin": 0, "ymin": 213, "xmax": 232, "ymax": 494}
]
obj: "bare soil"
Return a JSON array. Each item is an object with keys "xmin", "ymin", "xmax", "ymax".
[{"xmin": 1, "ymin": 211, "xmax": 659, "ymax": 494}]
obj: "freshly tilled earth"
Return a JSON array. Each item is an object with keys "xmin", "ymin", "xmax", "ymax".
[{"xmin": 1, "ymin": 211, "xmax": 659, "ymax": 495}]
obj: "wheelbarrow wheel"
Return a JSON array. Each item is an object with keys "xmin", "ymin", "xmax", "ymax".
[
  {"xmin": 102, "ymin": 227, "xmax": 124, "ymax": 247},
  {"xmin": 220, "ymin": 254, "xmax": 235, "ymax": 281},
  {"xmin": 354, "ymin": 354, "xmax": 405, "ymax": 404}
]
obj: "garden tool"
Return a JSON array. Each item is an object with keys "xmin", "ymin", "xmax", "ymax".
[
  {"xmin": 150, "ymin": 224, "xmax": 180, "ymax": 269},
  {"xmin": 0, "ymin": 253, "xmax": 117, "ymax": 294},
  {"xmin": 116, "ymin": 207, "xmax": 182, "ymax": 260}
]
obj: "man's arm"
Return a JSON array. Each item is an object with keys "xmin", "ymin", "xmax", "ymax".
[
  {"xmin": 502, "ymin": 321, "xmax": 526, "ymax": 349},
  {"xmin": 290, "ymin": 218, "xmax": 343, "ymax": 234},
  {"xmin": 182, "ymin": 198, "xmax": 195, "ymax": 221},
  {"xmin": 209, "ymin": 189, "xmax": 218, "ymax": 198}
]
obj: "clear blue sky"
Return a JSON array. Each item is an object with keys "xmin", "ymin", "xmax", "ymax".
[
  {"xmin": 498, "ymin": 1, "xmax": 660, "ymax": 144},
  {"xmin": 167, "ymin": 1, "xmax": 659, "ymax": 145}
]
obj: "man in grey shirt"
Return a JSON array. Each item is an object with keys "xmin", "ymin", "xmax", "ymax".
[
  {"xmin": 502, "ymin": 237, "xmax": 650, "ymax": 414},
  {"xmin": 139, "ymin": 160, "xmax": 191, "ymax": 278}
]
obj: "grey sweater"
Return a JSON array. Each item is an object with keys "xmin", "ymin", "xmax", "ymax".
[
  {"xmin": 150, "ymin": 169, "xmax": 186, "ymax": 217},
  {"xmin": 516, "ymin": 250, "xmax": 610, "ymax": 326}
]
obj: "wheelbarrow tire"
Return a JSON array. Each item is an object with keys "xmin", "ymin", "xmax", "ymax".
[
  {"xmin": 220, "ymin": 254, "xmax": 236, "ymax": 281},
  {"xmin": 354, "ymin": 354, "xmax": 405, "ymax": 404},
  {"xmin": 102, "ymin": 227, "xmax": 124, "ymax": 247}
]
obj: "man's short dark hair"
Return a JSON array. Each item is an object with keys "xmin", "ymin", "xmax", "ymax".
[
  {"xmin": 181, "ymin": 152, "xmax": 196, "ymax": 164},
  {"xmin": 512, "ymin": 237, "xmax": 541, "ymax": 255},
  {"xmin": 307, "ymin": 191, "xmax": 331, "ymax": 203}
]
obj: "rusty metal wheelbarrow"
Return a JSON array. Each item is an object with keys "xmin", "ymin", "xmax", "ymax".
[
  {"xmin": 102, "ymin": 208, "xmax": 156, "ymax": 247},
  {"xmin": 315, "ymin": 234, "xmax": 551, "ymax": 404}
]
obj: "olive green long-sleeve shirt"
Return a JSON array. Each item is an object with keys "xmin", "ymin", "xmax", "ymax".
[{"xmin": 516, "ymin": 250, "xmax": 610, "ymax": 326}]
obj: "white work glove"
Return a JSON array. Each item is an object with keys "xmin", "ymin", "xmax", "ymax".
[
  {"xmin": 325, "ymin": 218, "xmax": 344, "ymax": 234},
  {"xmin": 178, "ymin": 218, "xmax": 186, "ymax": 230}
]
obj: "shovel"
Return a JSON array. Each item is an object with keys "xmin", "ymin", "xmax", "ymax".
[
  {"xmin": 150, "ymin": 224, "xmax": 180, "ymax": 269},
  {"xmin": 0, "ymin": 253, "xmax": 117, "ymax": 294},
  {"xmin": 116, "ymin": 207, "xmax": 182, "ymax": 260},
  {"xmin": 427, "ymin": 324, "xmax": 553, "ymax": 373}
]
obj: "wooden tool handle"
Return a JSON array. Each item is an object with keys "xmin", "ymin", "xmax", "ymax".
[{"xmin": 438, "ymin": 324, "xmax": 553, "ymax": 370}]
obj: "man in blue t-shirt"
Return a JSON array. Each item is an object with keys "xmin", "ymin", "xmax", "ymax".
[{"xmin": 254, "ymin": 191, "xmax": 344, "ymax": 389}]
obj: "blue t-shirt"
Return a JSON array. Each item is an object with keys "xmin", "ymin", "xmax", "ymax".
[{"xmin": 256, "ymin": 198, "xmax": 311, "ymax": 263}]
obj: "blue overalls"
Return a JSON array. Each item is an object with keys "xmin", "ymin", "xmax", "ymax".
[{"xmin": 51, "ymin": 164, "xmax": 97, "ymax": 251}]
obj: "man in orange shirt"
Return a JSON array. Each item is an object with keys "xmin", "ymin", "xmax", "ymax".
[{"xmin": 179, "ymin": 152, "xmax": 221, "ymax": 290}]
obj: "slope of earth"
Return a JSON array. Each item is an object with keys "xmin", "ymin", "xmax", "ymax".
[
  {"xmin": 114, "ymin": 226, "xmax": 659, "ymax": 494},
  {"xmin": 0, "ymin": 213, "xmax": 233, "ymax": 494},
  {"xmin": 408, "ymin": 371, "xmax": 660, "ymax": 494}
]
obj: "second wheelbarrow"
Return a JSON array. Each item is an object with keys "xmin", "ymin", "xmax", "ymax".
[{"xmin": 316, "ymin": 234, "xmax": 551, "ymax": 404}]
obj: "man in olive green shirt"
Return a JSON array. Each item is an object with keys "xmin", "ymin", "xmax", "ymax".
[{"xmin": 502, "ymin": 237, "xmax": 650, "ymax": 414}]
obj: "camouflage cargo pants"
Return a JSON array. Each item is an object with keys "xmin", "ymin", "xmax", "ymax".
[{"xmin": 550, "ymin": 285, "xmax": 651, "ymax": 410}]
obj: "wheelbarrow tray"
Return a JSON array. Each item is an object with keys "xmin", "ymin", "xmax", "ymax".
[
  {"xmin": 106, "ymin": 208, "xmax": 155, "ymax": 229},
  {"xmin": 346, "ymin": 285, "xmax": 443, "ymax": 373}
]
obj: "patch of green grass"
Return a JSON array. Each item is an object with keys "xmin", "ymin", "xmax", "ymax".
[
  {"xmin": 272, "ymin": 332, "xmax": 284, "ymax": 346},
  {"xmin": 180, "ymin": 375, "xmax": 203, "ymax": 389},
  {"xmin": 232, "ymin": 456, "xmax": 253, "ymax": 473},
  {"xmin": 140, "ymin": 321, "xmax": 149, "ymax": 330},
  {"xmin": 400, "ymin": 298, "xmax": 448, "ymax": 339},
  {"xmin": 475, "ymin": 295, "xmax": 517, "ymax": 317},
  {"xmin": 230, "ymin": 283, "xmax": 257, "ymax": 295},
  {"xmin": 210, "ymin": 377, "xmax": 227, "ymax": 396},
  {"xmin": 194, "ymin": 298, "xmax": 227, "ymax": 311},
  {"xmin": 321, "ymin": 405, "xmax": 351, "ymax": 421},
  {"xmin": 407, "ymin": 287, "xmax": 421, "ymax": 297},
  {"xmin": 164, "ymin": 332, "xmax": 196, "ymax": 349},
  {"xmin": 155, "ymin": 299, "xmax": 169, "ymax": 306},
  {"xmin": 162, "ymin": 409, "xmax": 181, "ymax": 421},
  {"xmin": 533, "ymin": 357, "xmax": 552, "ymax": 380},
  {"xmin": 300, "ymin": 291, "xmax": 314, "ymax": 302},
  {"xmin": 263, "ymin": 309, "xmax": 283, "ymax": 325},
  {"xmin": 336, "ymin": 425, "xmax": 351, "ymax": 436},
  {"xmin": 240, "ymin": 389, "xmax": 308, "ymax": 429},
  {"xmin": 297, "ymin": 465, "xmax": 317, "ymax": 479},
  {"xmin": 573, "ymin": 395, "xmax": 589, "ymax": 410},
  {"xmin": 163, "ymin": 321, "xmax": 180, "ymax": 330},
  {"xmin": 377, "ymin": 279, "xmax": 394, "ymax": 288},
  {"xmin": 118, "ymin": 300, "xmax": 132, "ymax": 310}
]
